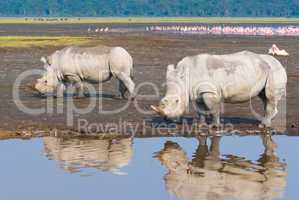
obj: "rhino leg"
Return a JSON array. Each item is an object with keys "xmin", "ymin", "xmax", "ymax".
[
  {"xmin": 195, "ymin": 100, "xmax": 208, "ymax": 123},
  {"xmin": 201, "ymin": 93, "xmax": 221, "ymax": 125},
  {"xmin": 117, "ymin": 79, "xmax": 128, "ymax": 98},
  {"xmin": 116, "ymin": 72, "xmax": 135, "ymax": 99},
  {"xmin": 56, "ymin": 83, "xmax": 65, "ymax": 98},
  {"xmin": 65, "ymin": 75, "xmax": 87, "ymax": 97},
  {"xmin": 262, "ymin": 99, "xmax": 278, "ymax": 127},
  {"xmin": 75, "ymin": 81, "xmax": 85, "ymax": 97},
  {"xmin": 258, "ymin": 89, "xmax": 279, "ymax": 127},
  {"xmin": 260, "ymin": 73, "xmax": 285, "ymax": 127}
]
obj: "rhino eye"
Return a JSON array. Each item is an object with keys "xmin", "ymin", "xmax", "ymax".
[{"xmin": 176, "ymin": 99, "xmax": 179, "ymax": 103}]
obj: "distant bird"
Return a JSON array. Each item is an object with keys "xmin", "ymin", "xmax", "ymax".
[{"xmin": 268, "ymin": 44, "xmax": 289, "ymax": 56}]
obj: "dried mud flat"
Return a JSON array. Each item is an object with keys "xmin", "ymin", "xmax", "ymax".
[{"xmin": 0, "ymin": 24, "xmax": 298, "ymax": 138}]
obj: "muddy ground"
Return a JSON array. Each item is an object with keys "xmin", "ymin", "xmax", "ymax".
[{"xmin": 0, "ymin": 24, "xmax": 298, "ymax": 137}]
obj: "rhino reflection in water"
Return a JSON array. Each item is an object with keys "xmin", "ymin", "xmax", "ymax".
[
  {"xmin": 155, "ymin": 135, "xmax": 287, "ymax": 200},
  {"xmin": 43, "ymin": 137, "xmax": 133, "ymax": 175}
]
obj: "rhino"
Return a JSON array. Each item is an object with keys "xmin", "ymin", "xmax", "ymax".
[
  {"xmin": 34, "ymin": 45, "xmax": 135, "ymax": 98},
  {"xmin": 151, "ymin": 51, "xmax": 287, "ymax": 127}
]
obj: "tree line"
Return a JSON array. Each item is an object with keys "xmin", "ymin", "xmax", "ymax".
[{"xmin": 0, "ymin": 0, "xmax": 298, "ymax": 17}]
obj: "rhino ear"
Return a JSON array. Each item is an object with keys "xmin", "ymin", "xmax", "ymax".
[
  {"xmin": 167, "ymin": 64, "xmax": 176, "ymax": 79},
  {"xmin": 41, "ymin": 56, "xmax": 47, "ymax": 64},
  {"xmin": 167, "ymin": 64, "xmax": 175, "ymax": 72},
  {"xmin": 41, "ymin": 56, "xmax": 51, "ymax": 66}
]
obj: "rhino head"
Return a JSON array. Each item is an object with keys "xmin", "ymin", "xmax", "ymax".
[
  {"xmin": 151, "ymin": 64, "xmax": 189, "ymax": 120},
  {"xmin": 34, "ymin": 56, "xmax": 60, "ymax": 95},
  {"xmin": 154, "ymin": 141, "xmax": 189, "ymax": 172}
]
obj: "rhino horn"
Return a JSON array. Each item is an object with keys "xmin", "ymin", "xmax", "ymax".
[
  {"xmin": 150, "ymin": 105, "xmax": 166, "ymax": 117},
  {"xmin": 25, "ymin": 80, "xmax": 38, "ymax": 92}
]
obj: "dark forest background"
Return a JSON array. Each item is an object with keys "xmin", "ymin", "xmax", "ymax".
[{"xmin": 0, "ymin": 0, "xmax": 299, "ymax": 17}]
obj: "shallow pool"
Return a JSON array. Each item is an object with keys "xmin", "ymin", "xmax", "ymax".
[{"xmin": 0, "ymin": 135, "xmax": 298, "ymax": 200}]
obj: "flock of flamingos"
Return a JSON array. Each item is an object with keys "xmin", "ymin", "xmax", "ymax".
[
  {"xmin": 88, "ymin": 24, "xmax": 299, "ymax": 37},
  {"xmin": 88, "ymin": 25, "xmax": 291, "ymax": 56},
  {"xmin": 146, "ymin": 25, "xmax": 299, "ymax": 36}
]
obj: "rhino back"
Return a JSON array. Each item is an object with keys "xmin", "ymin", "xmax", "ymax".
[
  {"xmin": 52, "ymin": 46, "xmax": 112, "ymax": 81},
  {"xmin": 189, "ymin": 51, "xmax": 271, "ymax": 102}
]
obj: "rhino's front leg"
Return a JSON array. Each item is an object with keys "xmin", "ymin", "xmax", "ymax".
[
  {"xmin": 75, "ymin": 81, "xmax": 85, "ymax": 97},
  {"xmin": 195, "ymin": 100, "xmax": 207, "ymax": 124},
  {"xmin": 201, "ymin": 93, "xmax": 221, "ymax": 125},
  {"xmin": 65, "ymin": 75, "xmax": 86, "ymax": 97},
  {"xmin": 56, "ymin": 83, "xmax": 66, "ymax": 98}
]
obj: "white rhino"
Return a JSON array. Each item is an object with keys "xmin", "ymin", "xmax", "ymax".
[
  {"xmin": 151, "ymin": 51, "xmax": 287, "ymax": 127},
  {"xmin": 35, "ymin": 45, "xmax": 135, "ymax": 98},
  {"xmin": 155, "ymin": 135, "xmax": 287, "ymax": 200}
]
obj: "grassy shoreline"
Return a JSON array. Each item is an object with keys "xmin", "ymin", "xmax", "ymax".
[
  {"xmin": 0, "ymin": 36, "xmax": 98, "ymax": 48},
  {"xmin": 0, "ymin": 17, "xmax": 299, "ymax": 24}
]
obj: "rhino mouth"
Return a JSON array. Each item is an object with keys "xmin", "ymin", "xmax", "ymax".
[{"xmin": 150, "ymin": 105, "xmax": 166, "ymax": 117}]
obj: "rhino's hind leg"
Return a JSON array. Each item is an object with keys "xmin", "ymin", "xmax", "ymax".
[
  {"xmin": 261, "ymin": 72, "xmax": 286, "ymax": 128},
  {"xmin": 116, "ymin": 72, "xmax": 135, "ymax": 99},
  {"xmin": 262, "ymin": 99, "xmax": 278, "ymax": 128},
  {"xmin": 201, "ymin": 93, "xmax": 221, "ymax": 125},
  {"xmin": 117, "ymin": 79, "xmax": 128, "ymax": 98},
  {"xmin": 258, "ymin": 89, "xmax": 279, "ymax": 128}
]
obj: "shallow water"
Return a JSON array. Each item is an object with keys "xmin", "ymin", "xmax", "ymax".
[{"xmin": 0, "ymin": 135, "xmax": 298, "ymax": 200}]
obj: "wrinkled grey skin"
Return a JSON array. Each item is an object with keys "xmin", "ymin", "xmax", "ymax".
[
  {"xmin": 35, "ymin": 45, "xmax": 135, "ymax": 98},
  {"xmin": 152, "ymin": 51, "xmax": 287, "ymax": 127}
]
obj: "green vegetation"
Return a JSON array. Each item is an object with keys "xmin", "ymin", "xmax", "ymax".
[
  {"xmin": 1, "ymin": 17, "xmax": 299, "ymax": 24},
  {"xmin": 0, "ymin": 36, "xmax": 98, "ymax": 48},
  {"xmin": 0, "ymin": 0, "xmax": 298, "ymax": 17}
]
